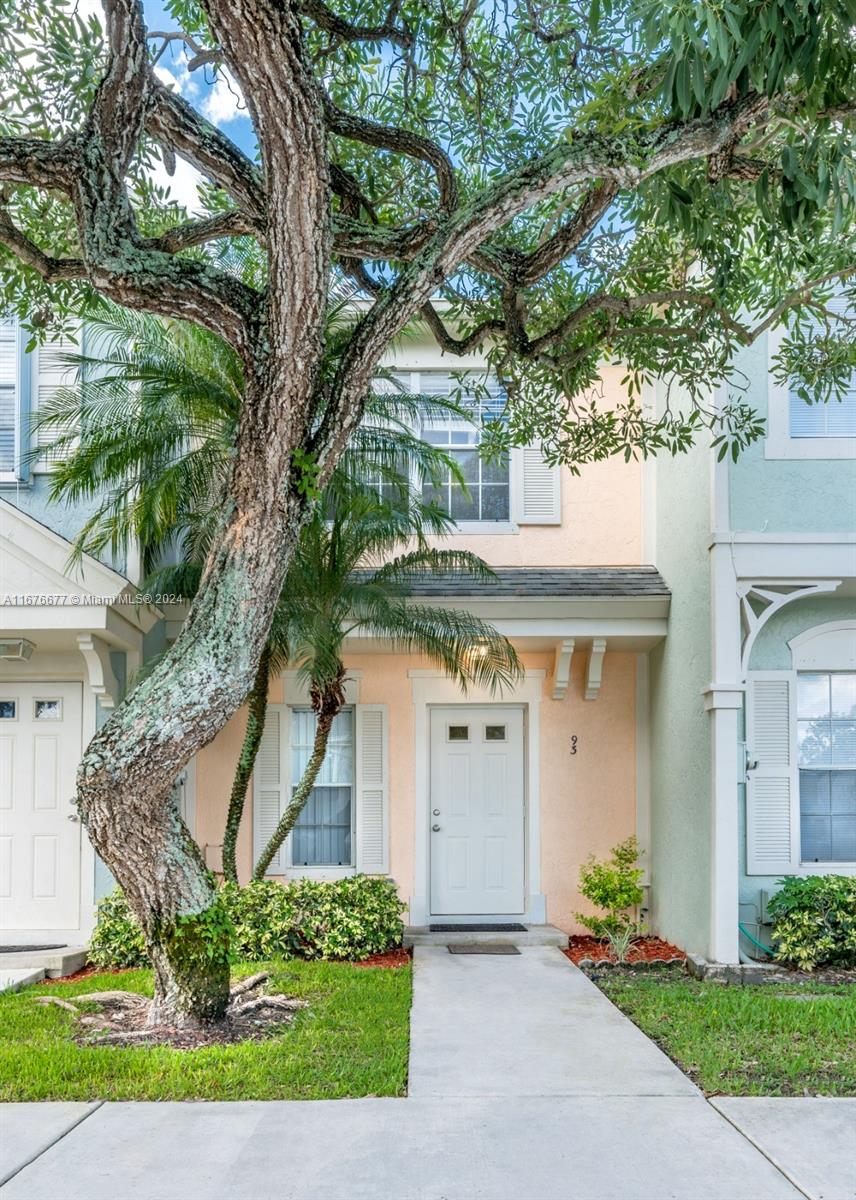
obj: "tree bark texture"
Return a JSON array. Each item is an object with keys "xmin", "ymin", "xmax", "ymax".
[{"xmin": 222, "ymin": 646, "xmax": 272, "ymax": 885}]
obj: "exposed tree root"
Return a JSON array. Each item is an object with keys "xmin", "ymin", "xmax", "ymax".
[{"xmin": 34, "ymin": 975, "xmax": 307, "ymax": 1050}]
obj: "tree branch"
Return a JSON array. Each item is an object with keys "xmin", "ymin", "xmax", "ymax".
[
  {"xmin": 0, "ymin": 209, "xmax": 85, "ymax": 282},
  {"xmin": 145, "ymin": 79, "xmax": 265, "ymax": 220},
  {"xmin": 146, "ymin": 209, "xmax": 262, "ymax": 254},
  {"xmin": 324, "ymin": 98, "xmax": 458, "ymax": 211},
  {"xmin": 299, "ymin": 0, "xmax": 413, "ymax": 50}
]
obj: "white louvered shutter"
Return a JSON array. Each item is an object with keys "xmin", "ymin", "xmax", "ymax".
[
  {"xmin": 33, "ymin": 327, "xmax": 80, "ymax": 465},
  {"xmin": 0, "ymin": 321, "xmax": 18, "ymax": 475},
  {"xmin": 356, "ymin": 704, "xmax": 389, "ymax": 873},
  {"xmin": 746, "ymin": 674, "xmax": 797, "ymax": 874},
  {"xmin": 514, "ymin": 446, "xmax": 561, "ymax": 524},
  {"xmin": 253, "ymin": 705, "xmax": 289, "ymax": 874}
]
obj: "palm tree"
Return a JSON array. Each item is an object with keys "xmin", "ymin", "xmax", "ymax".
[
  {"xmin": 250, "ymin": 484, "xmax": 520, "ymax": 879},
  {"xmin": 36, "ymin": 301, "xmax": 520, "ymax": 882}
]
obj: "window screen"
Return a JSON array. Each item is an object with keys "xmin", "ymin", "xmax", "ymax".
[
  {"xmin": 290, "ymin": 708, "xmax": 354, "ymax": 866},
  {"xmin": 797, "ymin": 672, "xmax": 856, "ymax": 862}
]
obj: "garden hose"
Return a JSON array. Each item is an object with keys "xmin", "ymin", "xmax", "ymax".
[{"xmin": 738, "ymin": 922, "xmax": 773, "ymax": 956}]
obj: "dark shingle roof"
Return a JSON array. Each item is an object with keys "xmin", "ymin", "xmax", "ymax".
[{"xmin": 393, "ymin": 566, "xmax": 670, "ymax": 599}]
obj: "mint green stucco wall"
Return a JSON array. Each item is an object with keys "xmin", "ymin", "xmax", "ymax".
[
  {"xmin": 648, "ymin": 388, "xmax": 714, "ymax": 958},
  {"xmin": 729, "ymin": 340, "xmax": 856, "ymax": 533}
]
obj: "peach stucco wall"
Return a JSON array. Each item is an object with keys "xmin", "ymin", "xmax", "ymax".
[
  {"xmin": 425, "ymin": 365, "xmax": 642, "ymax": 568},
  {"xmin": 194, "ymin": 649, "xmax": 638, "ymax": 934}
]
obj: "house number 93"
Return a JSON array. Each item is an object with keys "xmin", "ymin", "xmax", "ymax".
[{"xmin": 570, "ymin": 735, "xmax": 578, "ymax": 755}]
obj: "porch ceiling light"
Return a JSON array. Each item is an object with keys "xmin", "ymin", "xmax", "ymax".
[{"xmin": 0, "ymin": 638, "xmax": 36, "ymax": 661}]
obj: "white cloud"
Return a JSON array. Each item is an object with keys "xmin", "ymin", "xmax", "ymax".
[
  {"xmin": 148, "ymin": 155, "xmax": 206, "ymax": 215},
  {"xmin": 201, "ymin": 67, "xmax": 247, "ymax": 125},
  {"xmin": 153, "ymin": 50, "xmax": 201, "ymax": 102}
]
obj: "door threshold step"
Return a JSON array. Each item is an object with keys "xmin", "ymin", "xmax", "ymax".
[
  {"xmin": 430, "ymin": 923, "xmax": 527, "ymax": 933},
  {"xmin": 0, "ymin": 946, "xmax": 88, "ymax": 978},
  {"xmin": 404, "ymin": 924, "xmax": 567, "ymax": 947},
  {"xmin": 448, "ymin": 944, "xmax": 520, "ymax": 955}
]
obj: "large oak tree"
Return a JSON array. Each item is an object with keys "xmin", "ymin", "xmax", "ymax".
[{"xmin": 0, "ymin": 0, "xmax": 853, "ymax": 1024}]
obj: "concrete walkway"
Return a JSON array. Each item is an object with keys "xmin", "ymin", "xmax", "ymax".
[{"xmin": 1, "ymin": 945, "xmax": 852, "ymax": 1199}]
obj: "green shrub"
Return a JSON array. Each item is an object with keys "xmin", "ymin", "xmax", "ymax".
[
  {"xmin": 767, "ymin": 874, "xmax": 856, "ymax": 971},
  {"xmin": 575, "ymin": 837, "xmax": 645, "ymax": 957},
  {"xmin": 88, "ymin": 888, "xmax": 148, "ymax": 968},
  {"xmin": 89, "ymin": 875, "xmax": 406, "ymax": 968}
]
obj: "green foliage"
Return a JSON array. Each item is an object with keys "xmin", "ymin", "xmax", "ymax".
[
  {"xmin": 226, "ymin": 877, "xmax": 406, "ymax": 962},
  {"xmin": 576, "ymin": 836, "xmax": 645, "ymax": 942},
  {"xmin": 88, "ymin": 888, "xmax": 148, "ymax": 969},
  {"xmin": 767, "ymin": 875, "xmax": 856, "ymax": 972},
  {"xmin": 90, "ymin": 877, "xmax": 406, "ymax": 969}
]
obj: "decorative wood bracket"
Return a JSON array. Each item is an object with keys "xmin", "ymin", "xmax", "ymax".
[
  {"xmin": 77, "ymin": 633, "xmax": 121, "ymax": 708},
  {"xmin": 739, "ymin": 581, "xmax": 840, "ymax": 678},
  {"xmin": 552, "ymin": 638, "xmax": 575, "ymax": 700},
  {"xmin": 584, "ymin": 638, "xmax": 607, "ymax": 700}
]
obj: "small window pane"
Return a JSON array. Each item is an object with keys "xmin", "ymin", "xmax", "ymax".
[
  {"xmin": 34, "ymin": 699, "xmax": 62, "ymax": 721},
  {"xmin": 797, "ymin": 674, "xmax": 830, "ymax": 718},
  {"xmin": 800, "ymin": 770, "xmax": 856, "ymax": 862},
  {"xmin": 449, "ymin": 484, "xmax": 478, "ymax": 521},
  {"xmin": 831, "ymin": 721, "xmax": 856, "ymax": 766},
  {"xmin": 0, "ymin": 700, "xmax": 16, "ymax": 719},
  {"xmin": 797, "ymin": 719, "xmax": 832, "ymax": 766},
  {"xmin": 485, "ymin": 724, "xmax": 506, "ymax": 741},
  {"xmin": 448, "ymin": 725, "xmax": 469, "ymax": 741},
  {"xmin": 831, "ymin": 675, "xmax": 856, "ymax": 720}
]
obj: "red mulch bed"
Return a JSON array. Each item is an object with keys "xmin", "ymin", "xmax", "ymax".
[
  {"xmin": 43, "ymin": 965, "xmax": 134, "ymax": 986},
  {"xmin": 352, "ymin": 947, "xmax": 412, "ymax": 969},
  {"xmin": 564, "ymin": 936, "xmax": 685, "ymax": 966},
  {"xmin": 45, "ymin": 948, "xmax": 413, "ymax": 985}
]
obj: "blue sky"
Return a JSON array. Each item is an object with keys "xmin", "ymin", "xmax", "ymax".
[{"xmin": 142, "ymin": 0, "xmax": 258, "ymax": 207}]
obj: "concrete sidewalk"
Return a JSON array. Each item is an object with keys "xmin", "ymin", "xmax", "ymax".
[{"xmin": 0, "ymin": 945, "xmax": 852, "ymax": 1199}]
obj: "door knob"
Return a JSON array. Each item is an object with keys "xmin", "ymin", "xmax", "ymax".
[
  {"xmin": 432, "ymin": 824, "xmax": 441, "ymax": 832},
  {"xmin": 433, "ymin": 808, "xmax": 441, "ymax": 816}
]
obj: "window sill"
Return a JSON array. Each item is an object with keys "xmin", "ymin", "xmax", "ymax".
[
  {"xmin": 449, "ymin": 521, "xmax": 518, "ymax": 535},
  {"xmin": 764, "ymin": 434, "xmax": 856, "ymax": 460},
  {"xmin": 283, "ymin": 865, "xmax": 356, "ymax": 881}
]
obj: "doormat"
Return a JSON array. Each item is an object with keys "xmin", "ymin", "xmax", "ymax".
[
  {"xmin": 0, "ymin": 944, "xmax": 66, "ymax": 954},
  {"xmin": 430, "ymin": 923, "xmax": 527, "ymax": 932},
  {"xmin": 448, "ymin": 944, "xmax": 520, "ymax": 955}
]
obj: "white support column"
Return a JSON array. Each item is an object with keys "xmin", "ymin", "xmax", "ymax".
[{"xmin": 704, "ymin": 540, "xmax": 743, "ymax": 963}]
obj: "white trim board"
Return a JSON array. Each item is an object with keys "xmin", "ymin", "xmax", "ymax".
[{"xmin": 408, "ymin": 669, "xmax": 546, "ymax": 926}]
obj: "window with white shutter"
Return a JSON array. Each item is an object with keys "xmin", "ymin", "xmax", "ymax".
[
  {"xmin": 513, "ymin": 445, "xmax": 562, "ymax": 524},
  {"xmin": 0, "ymin": 320, "xmax": 19, "ymax": 478},
  {"xmin": 32, "ymin": 327, "xmax": 80, "ymax": 468},
  {"xmin": 746, "ymin": 674, "xmax": 796, "ymax": 874},
  {"xmin": 252, "ymin": 705, "xmax": 289, "ymax": 874},
  {"xmin": 252, "ymin": 703, "xmax": 388, "ymax": 877},
  {"xmin": 356, "ymin": 704, "xmax": 389, "ymax": 874}
]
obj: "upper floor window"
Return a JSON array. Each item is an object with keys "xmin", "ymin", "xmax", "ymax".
[
  {"xmin": 797, "ymin": 671, "xmax": 856, "ymax": 863},
  {"xmin": 0, "ymin": 321, "xmax": 18, "ymax": 478},
  {"xmin": 767, "ymin": 296, "xmax": 856, "ymax": 459},
  {"xmin": 417, "ymin": 371, "xmax": 509, "ymax": 523}
]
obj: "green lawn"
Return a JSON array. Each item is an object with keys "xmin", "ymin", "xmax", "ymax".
[
  {"xmin": 0, "ymin": 959, "xmax": 411, "ymax": 1101},
  {"xmin": 596, "ymin": 966, "xmax": 856, "ymax": 1096}
]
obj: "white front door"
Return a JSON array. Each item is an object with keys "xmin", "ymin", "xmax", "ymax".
[
  {"xmin": 0, "ymin": 682, "xmax": 82, "ymax": 931},
  {"xmin": 429, "ymin": 706, "xmax": 525, "ymax": 916}
]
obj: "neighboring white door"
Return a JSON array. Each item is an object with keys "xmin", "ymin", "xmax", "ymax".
[
  {"xmin": 0, "ymin": 682, "xmax": 82, "ymax": 931},
  {"xmin": 429, "ymin": 706, "xmax": 525, "ymax": 915}
]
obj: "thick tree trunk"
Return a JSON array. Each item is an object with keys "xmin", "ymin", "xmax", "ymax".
[{"xmin": 222, "ymin": 645, "xmax": 271, "ymax": 884}]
